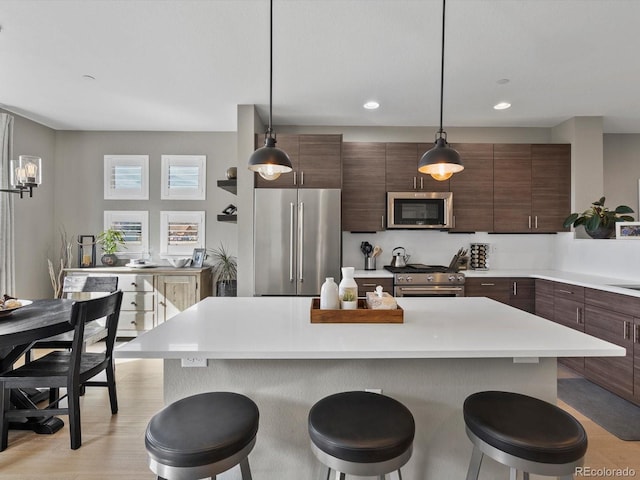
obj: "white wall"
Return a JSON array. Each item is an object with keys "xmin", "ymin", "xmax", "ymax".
[{"xmin": 604, "ymin": 134, "xmax": 640, "ymax": 218}]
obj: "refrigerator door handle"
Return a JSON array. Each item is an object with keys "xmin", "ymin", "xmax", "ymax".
[
  {"xmin": 289, "ymin": 202, "xmax": 295, "ymax": 282},
  {"xmin": 299, "ymin": 202, "xmax": 304, "ymax": 282}
]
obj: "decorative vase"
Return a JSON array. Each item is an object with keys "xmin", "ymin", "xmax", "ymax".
[
  {"xmin": 338, "ymin": 267, "xmax": 358, "ymax": 310},
  {"xmin": 216, "ymin": 280, "xmax": 237, "ymax": 297},
  {"xmin": 585, "ymin": 225, "xmax": 615, "ymax": 239},
  {"xmin": 101, "ymin": 253, "xmax": 118, "ymax": 266},
  {"xmin": 320, "ymin": 277, "xmax": 339, "ymax": 309}
]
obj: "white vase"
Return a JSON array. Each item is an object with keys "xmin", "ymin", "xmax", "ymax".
[
  {"xmin": 320, "ymin": 277, "xmax": 339, "ymax": 309},
  {"xmin": 338, "ymin": 267, "xmax": 358, "ymax": 309}
]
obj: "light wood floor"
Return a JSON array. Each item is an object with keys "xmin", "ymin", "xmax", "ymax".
[{"xmin": 0, "ymin": 353, "xmax": 638, "ymax": 479}]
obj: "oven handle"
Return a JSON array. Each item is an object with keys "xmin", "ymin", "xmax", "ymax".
[{"xmin": 397, "ymin": 286, "xmax": 464, "ymax": 293}]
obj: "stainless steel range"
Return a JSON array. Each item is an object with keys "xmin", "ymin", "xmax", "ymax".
[{"xmin": 384, "ymin": 264, "xmax": 465, "ymax": 297}]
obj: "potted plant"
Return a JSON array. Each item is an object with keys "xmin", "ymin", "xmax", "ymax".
[
  {"xmin": 208, "ymin": 243, "xmax": 237, "ymax": 297},
  {"xmin": 563, "ymin": 197, "xmax": 634, "ymax": 239},
  {"xmin": 97, "ymin": 228, "xmax": 126, "ymax": 266}
]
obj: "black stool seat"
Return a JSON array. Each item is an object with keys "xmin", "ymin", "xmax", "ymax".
[
  {"xmin": 308, "ymin": 391, "xmax": 415, "ymax": 464},
  {"xmin": 464, "ymin": 391, "xmax": 587, "ymax": 465},
  {"xmin": 145, "ymin": 392, "xmax": 259, "ymax": 468}
]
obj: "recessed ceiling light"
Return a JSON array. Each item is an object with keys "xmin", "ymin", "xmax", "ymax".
[
  {"xmin": 493, "ymin": 102, "xmax": 511, "ymax": 110},
  {"xmin": 496, "ymin": 78, "xmax": 510, "ymax": 85},
  {"xmin": 363, "ymin": 101, "xmax": 380, "ymax": 110}
]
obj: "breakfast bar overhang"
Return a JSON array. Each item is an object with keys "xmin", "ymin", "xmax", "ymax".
[{"xmin": 116, "ymin": 297, "xmax": 624, "ymax": 480}]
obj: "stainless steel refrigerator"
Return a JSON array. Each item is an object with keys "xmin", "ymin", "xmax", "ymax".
[{"xmin": 254, "ymin": 189, "xmax": 341, "ymax": 296}]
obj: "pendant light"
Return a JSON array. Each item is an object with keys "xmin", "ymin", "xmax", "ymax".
[
  {"xmin": 418, "ymin": 0, "xmax": 463, "ymax": 181},
  {"xmin": 248, "ymin": 0, "xmax": 292, "ymax": 181}
]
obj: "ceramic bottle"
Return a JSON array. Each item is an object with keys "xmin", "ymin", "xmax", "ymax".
[
  {"xmin": 320, "ymin": 277, "xmax": 340, "ymax": 309},
  {"xmin": 338, "ymin": 267, "xmax": 358, "ymax": 310}
]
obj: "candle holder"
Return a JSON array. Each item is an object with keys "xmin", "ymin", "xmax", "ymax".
[{"xmin": 78, "ymin": 235, "xmax": 96, "ymax": 268}]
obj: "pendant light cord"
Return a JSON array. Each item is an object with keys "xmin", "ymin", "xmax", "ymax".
[
  {"xmin": 438, "ymin": 0, "xmax": 446, "ymax": 136},
  {"xmin": 268, "ymin": 0, "xmax": 274, "ymax": 135}
]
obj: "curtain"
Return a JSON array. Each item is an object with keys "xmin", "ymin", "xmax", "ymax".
[{"xmin": 0, "ymin": 113, "xmax": 15, "ymax": 296}]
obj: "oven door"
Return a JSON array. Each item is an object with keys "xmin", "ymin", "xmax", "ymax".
[{"xmin": 394, "ymin": 285, "xmax": 465, "ymax": 297}]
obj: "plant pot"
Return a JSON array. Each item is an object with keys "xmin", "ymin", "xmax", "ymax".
[
  {"xmin": 216, "ymin": 280, "xmax": 237, "ymax": 297},
  {"xmin": 340, "ymin": 300, "xmax": 358, "ymax": 310},
  {"xmin": 101, "ymin": 253, "xmax": 119, "ymax": 266},
  {"xmin": 585, "ymin": 225, "xmax": 615, "ymax": 239}
]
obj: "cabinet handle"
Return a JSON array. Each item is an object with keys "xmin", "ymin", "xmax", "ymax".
[
  {"xmin": 130, "ymin": 320, "xmax": 137, "ymax": 325},
  {"xmin": 381, "ymin": 215, "xmax": 385, "ymax": 230},
  {"xmin": 528, "ymin": 216, "xmax": 532, "ymax": 229},
  {"xmin": 300, "ymin": 171, "xmax": 304, "ymax": 186},
  {"xmin": 293, "ymin": 171, "xmax": 297, "ymax": 186},
  {"xmin": 159, "ymin": 301, "xmax": 165, "ymax": 307},
  {"xmin": 420, "ymin": 177, "xmax": 424, "ymax": 189},
  {"xmin": 576, "ymin": 307, "xmax": 583, "ymax": 325},
  {"xmin": 130, "ymin": 301, "xmax": 137, "ymax": 306},
  {"xmin": 635, "ymin": 324, "xmax": 640, "ymax": 344},
  {"xmin": 131, "ymin": 282, "xmax": 137, "ymax": 287},
  {"xmin": 452, "ymin": 215, "xmax": 456, "ymax": 229},
  {"xmin": 623, "ymin": 321, "xmax": 630, "ymax": 340},
  {"xmin": 513, "ymin": 282, "xmax": 517, "ymax": 296},
  {"xmin": 481, "ymin": 283, "xmax": 495, "ymax": 286},
  {"xmin": 289, "ymin": 202, "xmax": 295, "ymax": 282},
  {"xmin": 557, "ymin": 289, "xmax": 573, "ymax": 295},
  {"xmin": 535, "ymin": 216, "xmax": 538, "ymax": 229},
  {"xmin": 413, "ymin": 177, "xmax": 417, "ymax": 189},
  {"xmin": 362, "ymin": 283, "xmax": 377, "ymax": 287}
]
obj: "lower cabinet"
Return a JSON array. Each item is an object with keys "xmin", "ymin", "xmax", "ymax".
[
  {"xmin": 465, "ymin": 277, "xmax": 534, "ymax": 312},
  {"xmin": 635, "ymin": 317, "xmax": 640, "ymax": 404},
  {"xmin": 552, "ymin": 284, "xmax": 585, "ymax": 374},
  {"xmin": 355, "ymin": 277, "xmax": 394, "ymax": 297},
  {"xmin": 64, "ymin": 267, "xmax": 212, "ymax": 337}
]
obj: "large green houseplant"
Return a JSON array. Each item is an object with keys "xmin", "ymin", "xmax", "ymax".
[
  {"xmin": 208, "ymin": 243, "xmax": 237, "ymax": 296},
  {"xmin": 563, "ymin": 197, "xmax": 634, "ymax": 239},
  {"xmin": 97, "ymin": 228, "xmax": 126, "ymax": 265}
]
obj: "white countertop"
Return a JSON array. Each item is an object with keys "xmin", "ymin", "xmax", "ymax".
[
  {"xmin": 353, "ymin": 269, "xmax": 394, "ymax": 278},
  {"xmin": 115, "ymin": 296, "xmax": 624, "ymax": 360}
]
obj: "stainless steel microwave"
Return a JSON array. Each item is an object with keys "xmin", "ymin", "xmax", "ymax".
[{"xmin": 387, "ymin": 191, "xmax": 453, "ymax": 229}]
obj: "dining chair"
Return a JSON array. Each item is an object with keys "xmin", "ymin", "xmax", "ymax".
[
  {"xmin": 0, "ymin": 290, "xmax": 123, "ymax": 450},
  {"xmin": 25, "ymin": 276, "xmax": 119, "ymax": 362}
]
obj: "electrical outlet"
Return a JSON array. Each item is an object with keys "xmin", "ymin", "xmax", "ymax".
[
  {"xmin": 181, "ymin": 357, "xmax": 207, "ymax": 368},
  {"xmin": 365, "ymin": 388, "xmax": 383, "ymax": 394}
]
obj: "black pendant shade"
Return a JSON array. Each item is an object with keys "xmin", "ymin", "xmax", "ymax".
[
  {"xmin": 419, "ymin": 0, "xmax": 463, "ymax": 181},
  {"xmin": 248, "ymin": 134, "xmax": 293, "ymax": 181},
  {"xmin": 247, "ymin": 0, "xmax": 292, "ymax": 181}
]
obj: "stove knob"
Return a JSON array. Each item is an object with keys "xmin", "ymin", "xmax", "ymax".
[
  {"xmin": 457, "ymin": 275, "xmax": 465, "ymax": 282},
  {"xmin": 448, "ymin": 275, "xmax": 456, "ymax": 282},
  {"xmin": 398, "ymin": 276, "xmax": 405, "ymax": 282},
  {"xmin": 406, "ymin": 276, "xmax": 413, "ymax": 282},
  {"xmin": 427, "ymin": 275, "xmax": 434, "ymax": 282}
]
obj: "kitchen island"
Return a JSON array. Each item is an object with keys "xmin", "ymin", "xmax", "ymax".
[{"xmin": 116, "ymin": 297, "xmax": 624, "ymax": 480}]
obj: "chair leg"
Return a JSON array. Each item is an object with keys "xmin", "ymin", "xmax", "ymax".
[
  {"xmin": 335, "ymin": 472, "xmax": 345, "ymax": 480},
  {"xmin": 49, "ymin": 387, "xmax": 60, "ymax": 408},
  {"xmin": 323, "ymin": 466, "xmax": 331, "ymax": 480},
  {"xmin": 68, "ymin": 383, "xmax": 82, "ymax": 449},
  {"xmin": 106, "ymin": 361, "xmax": 118, "ymax": 414},
  {"xmin": 396, "ymin": 469, "xmax": 403, "ymax": 480},
  {"xmin": 523, "ymin": 473, "xmax": 530, "ymax": 480},
  {"xmin": 0, "ymin": 386, "xmax": 10, "ymax": 451},
  {"xmin": 239, "ymin": 456, "xmax": 252, "ymax": 480},
  {"xmin": 465, "ymin": 446, "xmax": 483, "ymax": 480}
]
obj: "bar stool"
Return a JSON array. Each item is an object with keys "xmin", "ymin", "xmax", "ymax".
[
  {"xmin": 145, "ymin": 392, "xmax": 259, "ymax": 480},
  {"xmin": 308, "ymin": 391, "xmax": 415, "ymax": 479},
  {"xmin": 463, "ymin": 391, "xmax": 588, "ymax": 480}
]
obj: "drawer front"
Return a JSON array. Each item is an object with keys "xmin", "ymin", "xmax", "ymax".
[
  {"xmin": 553, "ymin": 282, "xmax": 584, "ymax": 301},
  {"xmin": 122, "ymin": 292, "xmax": 155, "ymax": 311},
  {"xmin": 535, "ymin": 279, "xmax": 554, "ymax": 297},
  {"xmin": 355, "ymin": 278, "xmax": 394, "ymax": 296},
  {"xmin": 553, "ymin": 297, "xmax": 584, "ymax": 331},
  {"xmin": 117, "ymin": 274, "xmax": 154, "ymax": 292},
  {"xmin": 117, "ymin": 311, "xmax": 155, "ymax": 333},
  {"xmin": 465, "ymin": 278, "xmax": 510, "ymax": 303},
  {"xmin": 585, "ymin": 288, "xmax": 640, "ymax": 317},
  {"xmin": 510, "ymin": 278, "xmax": 535, "ymax": 298},
  {"xmin": 535, "ymin": 292, "xmax": 554, "ymax": 320}
]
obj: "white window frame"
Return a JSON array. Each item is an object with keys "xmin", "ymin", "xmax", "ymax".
[
  {"xmin": 104, "ymin": 155, "xmax": 149, "ymax": 200},
  {"xmin": 161, "ymin": 155, "xmax": 207, "ymax": 200},
  {"xmin": 103, "ymin": 210, "xmax": 149, "ymax": 257},
  {"xmin": 159, "ymin": 211, "xmax": 206, "ymax": 256}
]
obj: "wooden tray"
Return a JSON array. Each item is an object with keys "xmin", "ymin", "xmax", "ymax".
[{"xmin": 310, "ymin": 298, "xmax": 403, "ymax": 323}]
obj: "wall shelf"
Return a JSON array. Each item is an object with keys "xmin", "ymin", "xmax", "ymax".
[
  {"xmin": 217, "ymin": 179, "xmax": 237, "ymax": 195},
  {"xmin": 217, "ymin": 214, "xmax": 237, "ymax": 223}
]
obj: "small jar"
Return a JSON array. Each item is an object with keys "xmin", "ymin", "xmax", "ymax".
[{"xmin": 320, "ymin": 277, "xmax": 339, "ymax": 310}]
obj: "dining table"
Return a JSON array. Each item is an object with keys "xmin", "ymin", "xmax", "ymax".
[{"xmin": 0, "ymin": 298, "xmax": 74, "ymax": 434}]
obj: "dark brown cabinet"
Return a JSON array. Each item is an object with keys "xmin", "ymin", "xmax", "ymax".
[
  {"xmin": 534, "ymin": 279, "xmax": 554, "ymax": 320},
  {"xmin": 342, "ymin": 143, "xmax": 386, "ymax": 232},
  {"xmin": 464, "ymin": 277, "xmax": 534, "ymax": 313},
  {"xmin": 635, "ymin": 317, "xmax": 640, "ymax": 404},
  {"xmin": 254, "ymin": 134, "xmax": 341, "ymax": 189},
  {"xmin": 493, "ymin": 144, "xmax": 570, "ymax": 233},
  {"xmin": 355, "ymin": 278, "xmax": 394, "ymax": 297},
  {"xmin": 510, "ymin": 278, "xmax": 535, "ymax": 313},
  {"xmin": 553, "ymin": 283, "xmax": 585, "ymax": 373},
  {"xmin": 448, "ymin": 144, "xmax": 494, "ymax": 232}
]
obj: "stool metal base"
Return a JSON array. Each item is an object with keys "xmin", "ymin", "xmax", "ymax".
[
  {"xmin": 311, "ymin": 441, "xmax": 411, "ymax": 479},
  {"xmin": 148, "ymin": 436, "xmax": 255, "ymax": 480},
  {"xmin": 465, "ymin": 427, "xmax": 583, "ymax": 480}
]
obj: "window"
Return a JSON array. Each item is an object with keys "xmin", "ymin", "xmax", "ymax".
[
  {"xmin": 104, "ymin": 155, "xmax": 149, "ymax": 200},
  {"xmin": 159, "ymin": 211, "xmax": 205, "ymax": 256},
  {"xmin": 103, "ymin": 211, "xmax": 149, "ymax": 257},
  {"xmin": 161, "ymin": 155, "xmax": 206, "ymax": 200}
]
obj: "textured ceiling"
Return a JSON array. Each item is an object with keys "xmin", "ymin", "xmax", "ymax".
[{"xmin": 1, "ymin": 0, "xmax": 639, "ymax": 133}]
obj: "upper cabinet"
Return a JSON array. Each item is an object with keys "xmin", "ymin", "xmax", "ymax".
[
  {"xmin": 342, "ymin": 142, "xmax": 386, "ymax": 232},
  {"xmin": 449, "ymin": 143, "xmax": 494, "ymax": 232},
  {"xmin": 494, "ymin": 144, "xmax": 571, "ymax": 233},
  {"xmin": 254, "ymin": 134, "xmax": 342, "ymax": 189},
  {"xmin": 385, "ymin": 143, "xmax": 450, "ymax": 192}
]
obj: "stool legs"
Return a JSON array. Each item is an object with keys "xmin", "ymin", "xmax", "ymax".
[
  {"xmin": 466, "ymin": 446, "xmax": 483, "ymax": 480},
  {"xmin": 239, "ymin": 457, "xmax": 252, "ymax": 480}
]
